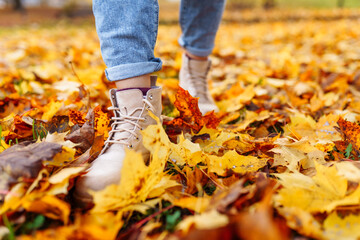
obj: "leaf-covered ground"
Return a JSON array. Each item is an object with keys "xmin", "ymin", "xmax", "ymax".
[{"xmin": 2, "ymin": 8, "xmax": 360, "ymax": 240}]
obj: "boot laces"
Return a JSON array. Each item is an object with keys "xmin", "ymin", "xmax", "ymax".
[
  {"xmin": 188, "ymin": 64, "xmax": 211, "ymax": 100},
  {"xmin": 190, "ymin": 73, "xmax": 208, "ymax": 98},
  {"xmin": 105, "ymin": 98, "xmax": 155, "ymax": 148}
]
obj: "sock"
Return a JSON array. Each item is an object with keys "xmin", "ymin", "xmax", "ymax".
[
  {"xmin": 185, "ymin": 53, "xmax": 208, "ymax": 61},
  {"xmin": 117, "ymin": 88, "xmax": 151, "ymax": 96}
]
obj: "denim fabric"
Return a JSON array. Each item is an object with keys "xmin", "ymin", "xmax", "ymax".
[
  {"xmin": 179, "ymin": 0, "xmax": 226, "ymax": 57},
  {"xmin": 93, "ymin": 0, "xmax": 225, "ymax": 81}
]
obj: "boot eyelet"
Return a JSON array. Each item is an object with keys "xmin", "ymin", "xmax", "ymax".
[
  {"xmin": 128, "ymin": 144, "xmax": 133, "ymax": 149},
  {"xmin": 149, "ymin": 94, "xmax": 153, "ymax": 100}
]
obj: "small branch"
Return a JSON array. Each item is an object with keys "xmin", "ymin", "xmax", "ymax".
[
  {"xmin": 134, "ymin": 205, "xmax": 174, "ymax": 229},
  {"xmin": 199, "ymin": 168, "xmax": 224, "ymax": 190},
  {"xmin": 117, "ymin": 205, "xmax": 174, "ymax": 239}
]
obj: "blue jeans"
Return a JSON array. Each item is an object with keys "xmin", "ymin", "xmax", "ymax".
[{"xmin": 93, "ymin": 0, "xmax": 226, "ymax": 81}]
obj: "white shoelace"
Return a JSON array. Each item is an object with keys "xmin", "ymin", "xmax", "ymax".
[
  {"xmin": 187, "ymin": 64, "xmax": 210, "ymax": 100},
  {"xmin": 105, "ymin": 98, "xmax": 155, "ymax": 148},
  {"xmin": 190, "ymin": 75, "xmax": 208, "ymax": 98}
]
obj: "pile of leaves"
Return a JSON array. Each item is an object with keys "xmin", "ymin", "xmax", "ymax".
[{"xmin": 2, "ymin": 9, "xmax": 360, "ymax": 240}]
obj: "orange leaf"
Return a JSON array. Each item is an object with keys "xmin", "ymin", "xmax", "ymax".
[
  {"xmin": 94, "ymin": 106, "xmax": 110, "ymax": 137},
  {"xmin": 164, "ymin": 87, "xmax": 220, "ymax": 133},
  {"xmin": 337, "ymin": 118, "xmax": 360, "ymax": 157},
  {"xmin": 68, "ymin": 109, "xmax": 86, "ymax": 125}
]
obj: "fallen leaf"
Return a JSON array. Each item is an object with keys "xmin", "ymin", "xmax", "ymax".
[
  {"xmin": 275, "ymin": 163, "xmax": 360, "ymax": 213},
  {"xmin": 176, "ymin": 210, "xmax": 229, "ymax": 235},
  {"xmin": 0, "ymin": 142, "xmax": 62, "ymax": 181},
  {"xmin": 323, "ymin": 212, "xmax": 360, "ymax": 240},
  {"xmin": 164, "ymin": 87, "xmax": 220, "ymax": 133},
  {"xmin": 208, "ymin": 150, "xmax": 268, "ymax": 176},
  {"xmin": 91, "ymin": 117, "xmax": 171, "ymax": 212},
  {"xmin": 65, "ymin": 108, "xmax": 95, "ymax": 153}
]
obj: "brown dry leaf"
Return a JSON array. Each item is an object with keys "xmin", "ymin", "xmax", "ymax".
[
  {"xmin": 5, "ymin": 115, "xmax": 34, "ymax": 142},
  {"xmin": 183, "ymin": 166, "xmax": 208, "ymax": 195},
  {"xmin": 0, "ymin": 142, "xmax": 62, "ymax": 181},
  {"xmin": 233, "ymin": 186, "xmax": 288, "ymax": 240},
  {"xmin": 209, "ymin": 178, "xmax": 249, "ymax": 213},
  {"xmin": 65, "ymin": 108, "xmax": 95, "ymax": 153}
]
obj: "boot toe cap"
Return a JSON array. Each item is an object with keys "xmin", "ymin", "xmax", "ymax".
[
  {"xmin": 198, "ymin": 102, "xmax": 219, "ymax": 115},
  {"xmin": 73, "ymin": 152, "xmax": 124, "ymax": 206}
]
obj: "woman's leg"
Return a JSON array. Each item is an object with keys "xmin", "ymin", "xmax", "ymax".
[
  {"xmin": 94, "ymin": 0, "xmax": 162, "ymax": 86},
  {"xmin": 179, "ymin": 0, "xmax": 225, "ymax": 57},
  {"xmin": 75, "ymin": 0, "xmax": 163, "ymax": 206},
  {"xmin": 178, "ymin": 0, "xmax": 226, "ymax": 114}
]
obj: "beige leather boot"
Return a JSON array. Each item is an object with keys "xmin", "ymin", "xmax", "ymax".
[
  {"xmin": 74, "ymin": 76, "xmax": 162, "ymax": 205},
  {"xmin": 179, "ymin": 53, "xmax": 219, "ymax": 114}
]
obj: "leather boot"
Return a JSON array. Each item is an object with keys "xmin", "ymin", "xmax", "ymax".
[
  {"xmin": 74, "ymin": 76, "xmax": 162, "ymax": 206},
  {"xmin": 179, "ymin": 53, "xmax": 219, "ymax": 114}
]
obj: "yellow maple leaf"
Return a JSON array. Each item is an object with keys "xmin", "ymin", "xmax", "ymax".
[
  {"xmin": 49, "ymin": 167, "xmax": 86, "ymax": 185},
  {"xmin": 148, "ymin": 175, "xmax": 181, "ymax": 199},
  {"xmin": 208, "ymin": 150, "xmax": 267, "ymax": 176},
  {"xmin": 91, "ymin": 117, "xmax": 171, "ymax": 212},
  {"xmin": 0, "ymin": 138, "xmax": 9, "ymax": 153},
  {"xmin": 315, "ymin": 114, "xmax": 341, "ymax": 142},
  {"xmin": 323, "ymin": 212, "xmax": 360, "ymax": 240},
  {"xmin": 271, "ymin": 138, "xmax": 326, "ymax": 172},
  {"xmin": 217, "ymin": 85, "xmax": 255, "ymax": 112},
  {"xmin": 335, "ymin": 161, "xmax": 360, "ymax": 183},
  {"xmin": 176, "ymin": 210, "xmax": 229, "ymax": 234},
  {"xmin": 173, "ymin": 196, "xmax": 210, "ymax": 213},
  {"xmin": 41, "ymin": 100, "xmax": 63, "ymax": 121},
  {"xmin": 277, "ymin": 207, "xmax": 324, "ymax": 239},
  {"xmin": 169, "ymin": 134, "xmax": 203, "ymax": 166},
  {"xmin": 23, "ymin": 195, "xmax": 70, "ymax": 224},
  {"xmin": 231, "ymin": 110, "xmax": 271, "ymax": 131},
  {"xmin": 0, "ymin": 168, "xmax": 82, "ymax": 224},
  {"xmin": 44, "ymin": 132, "xmax": 77, "ymax": 167},
  {"xmin": 284, "ymin": 112, "xmax": 316, "ymax": 140},
  {"xmin": 19, "ymin": 212, "xmax": 122, "ymax": 240},
  {"xmin": 199, "ymin": 130, "xmax": 239, "ymax": 154},
  {"xmin": 275, "ymin": 163, "xmax": 360, "ymax": 213},
  {"xmin": 0, "ymin": 183, "xmax": 27, "ymax": 215},
  {"xmin": 272, "ymin": 145, "xmax": 307, "ymax": 172}
]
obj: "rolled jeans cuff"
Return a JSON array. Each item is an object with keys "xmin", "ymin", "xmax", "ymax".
[
  {"xmin": 104, "ymin": 60, "xmax": 162, "ymax": 81},
  {"xmin": 178, "ymin": 37, "xmax": 213, "ymax": 57}
]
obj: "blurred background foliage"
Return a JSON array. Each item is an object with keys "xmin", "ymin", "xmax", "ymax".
[
  {"xmin": 0, "ymin": 0, "xmax": 360, "ymax": 27},
  {"xmin": 1, "ymin": 0, "xmax": 360, "ymax": 12},
  {"xmin": 227, "ymin": 0, "xmax": 360, "ymax": 8}
]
